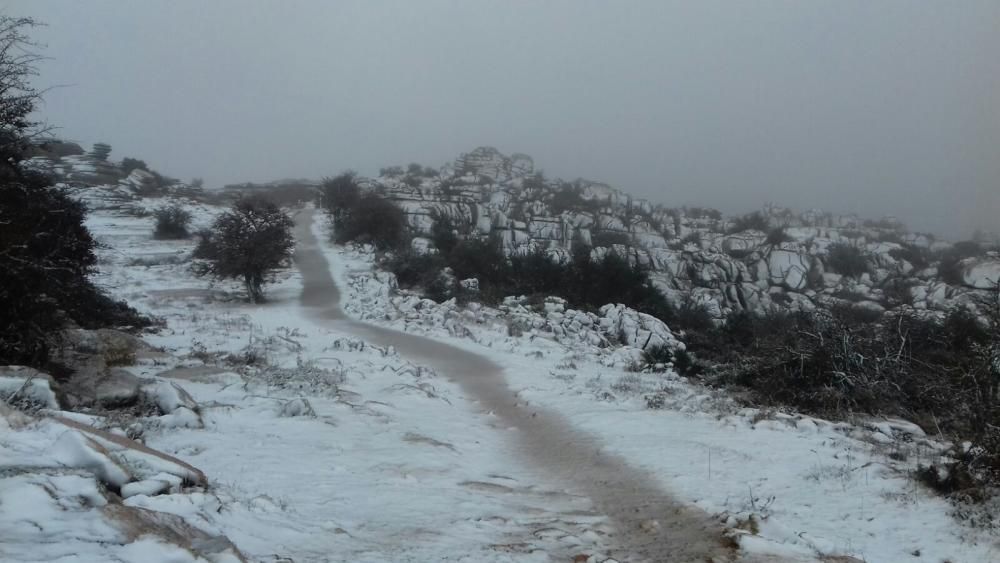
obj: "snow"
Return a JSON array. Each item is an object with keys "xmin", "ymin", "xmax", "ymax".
[
  {"xmin": 51, "ymin": 427, "xmax": 133, "ymax": 487},
  {"xmin": 3, "ymin": 200, "xmax": 999, "ymax": 562},
  {"xmin": 0, "ymin": 370, "xmax": 60, "ymax": 409},
  {"xmin": 315, "ymin": 211, "xmax": 1000, "ymax": 562}
]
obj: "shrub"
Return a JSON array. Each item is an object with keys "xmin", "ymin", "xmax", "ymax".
[
  {"xmin": 320, "ymin": 172, "xmax": 360, "ymax": 221},
  {"xmin": 881, "ymin": 278, "xmax": 919, "ymax": 307},
  {"xmin": 669, "ymin": 298, "xmax": 714, "ymax": 333},
  {"xmin": 153, "ymin": 205, "xmax": 192, "ymax": 239},
  {"xmin": 549, "ymin": 183, "xmax": 587, "ymax": 215},
  {"xmin": 671, "ymin": 348, "xmax": 700, "ymax": 377},
  {"xmin": 643, "ymin": 344, "xmax": 674, "ymax": 369},
  {"xmin": 728, "ymin": 212, "xmax": 770, "ymax": 234},
  {"xmin": 725, "ymin": 248, "xmax": 754, "ymax": 260},
  {"xmin": 701, "ymin": 295, "xmax": 1000, "ymax": 471},
  {"xmin": 193, "ymin": 196, "xmax": 295, "ymax": 303},
  {"xmin": 121, "ymin": 157, "xmax": 149, "ymax": 175},
  {"xmin": 522, "ymin": 172, "xmax": 547, "ymax": 192},
  {"xmin": 508, "ymin": 250, "xmax": 567, "ymax": 296},
  {"xmin": 429, "ymin": 212, "xmax": 459, "ymax": 255},
  {"xmin": 938, "ymin": 241, "xmax": 983, "ymax": 285},
  {"xmin": 687, "ymin": 207, "xmax": 723, "ymax": 221},
  {"xmin": 591, "ymin": 231, "xmax": 632, "ymax": 248},
  {"xmin": 447, "ymin": 236, "xmax": 508, "ymax": 288},
  {"xmin": 379, "ymin": 165, "xmax": 404, "ymax": 178},
  {"xmin": 825, "ymin": 242, "xmax": 870, "ymax": 278},
  {"xmin": 889, "ymin": 244, "xmax": 932, "ymax": 270},
  {"xmin": 831, "ymin": 289, "xmax": 871, "ymax": 303},
  {"xmin": 334, "ymin": 194, "xmax": 408, "ymax": 252},
  {"xmin": 680, "ymin": 231, "xmax": 702, "ymax": 247},
  {"xmin": 385, "ymin": 221, "xmax": 684, "ymax": 328},
  {"xmin": 829, "ymin": 302, "xmax": 883, "ymax": 324},
  {"xmin": 385, "ymin": 251, "xmax": 444, "ymax": 290},
  {"xmin": 765, "ymin": 227, "xmax": 793, "ymax": 246}
]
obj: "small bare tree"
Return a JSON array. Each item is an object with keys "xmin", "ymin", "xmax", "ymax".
[
  {"xmin": 193, "ymin": 196, "xmax": 295, "ymax": 303},
  {"xmin": 0, "ymin": 16, "xmax": 46, "ymax": 171}
]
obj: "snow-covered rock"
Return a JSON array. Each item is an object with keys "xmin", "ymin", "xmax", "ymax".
[
  {"xmin": 0, "ymin": 367, "xmax": 60, "ymax": 409},
  {"xmin": 599, "ymin": 304, "xmax": 684, "ymax": 352},
  {"xmin": 766, "ymin": 250, "xmax": 812, "ymax": 291},
  {"xmin": 962, "ymin": 258, "xmax": 1000, "ymax": 289}
]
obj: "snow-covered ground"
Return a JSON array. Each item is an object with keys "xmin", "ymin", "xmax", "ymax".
[
  {"xmin": 2, "ymin": 200, "xmax": 998, "ymax": 562},
  {"xmin": 318, "ymin": 213, "xmax": 1000, "ymax": 562}
]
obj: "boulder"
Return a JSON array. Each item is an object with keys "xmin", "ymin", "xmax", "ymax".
[
  {"xmin": 123, "ymin": 168, "xmax": 159, "ymax": 193},
  {"xmin": 57, "ymin": 329, "xmax": 157, "ymax": 372},
  {"xmin": 722, "ymin": 231, "xmax": 766, "ymax": 253},
  {"xmin": 599, "ymin": 304, "xmax": 684, "ymax": 352},
  {"xmin": 962, "ymin": 259, "xmax": 1000, "ymax": 289},
  {"xmin": 454, "ymin": 146, "xmax": 513, "ymax": 181},
  {"xmin": 767, "ymin": 250, "xmax": 812, "ymax": 291},
  {"xmin": 95, "ymin": 369, "xmax": 142, "ymax": 408}
]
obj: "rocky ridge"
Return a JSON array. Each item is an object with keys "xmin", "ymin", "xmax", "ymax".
[
  {"xmin": 366, "ymin": 147, "xmax": 999, "ymax": 320},
  {"xmin": 29, "ymin": 142, "xmax": 1000, "ymax": 320}
]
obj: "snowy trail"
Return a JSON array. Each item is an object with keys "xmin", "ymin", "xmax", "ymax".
[{"xmin": 293, "ymin": 209, "xmax": 736, "ymax": 562}]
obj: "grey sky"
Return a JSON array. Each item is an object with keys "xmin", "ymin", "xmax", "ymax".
[{"xmin": 9, "ymin": 1, "xmax": 999, "ymax": 238}]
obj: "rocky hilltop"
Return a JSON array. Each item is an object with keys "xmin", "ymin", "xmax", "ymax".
[
  {"xmin": 364, "ymin": 147, "xmax": 999, "ymax": 320},
  {"xmin": 25, "ymin": 140, "xmax": 203, "ymax": 208},
  {"xmin": 32, "ymin": 142, "xmax": 999, "ymax": 319}
]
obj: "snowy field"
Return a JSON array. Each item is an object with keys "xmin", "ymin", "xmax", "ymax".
[{"xmin": 2, "ymin": 199, "xmax": 998, "ymax": 562}]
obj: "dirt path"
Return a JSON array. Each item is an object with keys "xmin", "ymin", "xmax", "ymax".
[{"xmin": 293, "ymin": 209, "xmax": 739, "ymax": 562}]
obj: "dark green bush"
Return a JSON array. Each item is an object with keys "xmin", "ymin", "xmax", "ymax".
[
  {"xmin": 153, "ymin": 205, "xmax": 192, "ymax": 239},
  {"xmin": 680, "ymin": 231, "xmax": 702, "ymax": 247},
  {"xmin": 765, "ymin": 227, "xmax": 793, "ymax": 245},
  {"xmin": 429, "ymin": 212, "xmax": 459, "ymax": 255},
  {"xmin": 729, "ymin": 212, "xmax": 770, "ymax": 234},
  {"xmin": 193, "ymin": 196, "xmax": 295, "ymax": 303},
  {"xmin": 591, "ymin": 231, "xmax": 632, "ymax": 248},
  {"xmin": 320, "ymin": 172, "xmax": 360, "ymax": 221},
  {"xmin": 881, "ymin": 278, "xmax": 919, "ymax": 307},
  {"xmin": 825, "ymin": 242, "xmax": 870, "ymax": 278},
  {"xmin": 889, "ymin": 244, "xmax": 932, "ymax": 270},
  {"xmin": 379, "ymin": 165, "xmax": 404, "ymax": 178},
  {"xmin": 333, "ymin": 194, "xmax": 408, "ymax": 251},
  {"xmin": 938, "ymin": 241, "xmax": 983, "ymax": 285},
  {"xmin": 121, "ymin": 157, "xmax": 149, "ymax": 175},
  {"xmin": 549, "ymin": 184, "xmax": 587, "ymax": 215}
]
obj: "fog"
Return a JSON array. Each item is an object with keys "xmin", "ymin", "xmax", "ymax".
[{"xmin": 10, "ymin": 1, "xmax": 999, "ymax": 238}]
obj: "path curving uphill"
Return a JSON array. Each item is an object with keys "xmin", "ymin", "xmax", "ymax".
[{"xmin": 293, "ymin": 209, "xmax": 741, "ymax": 562}]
